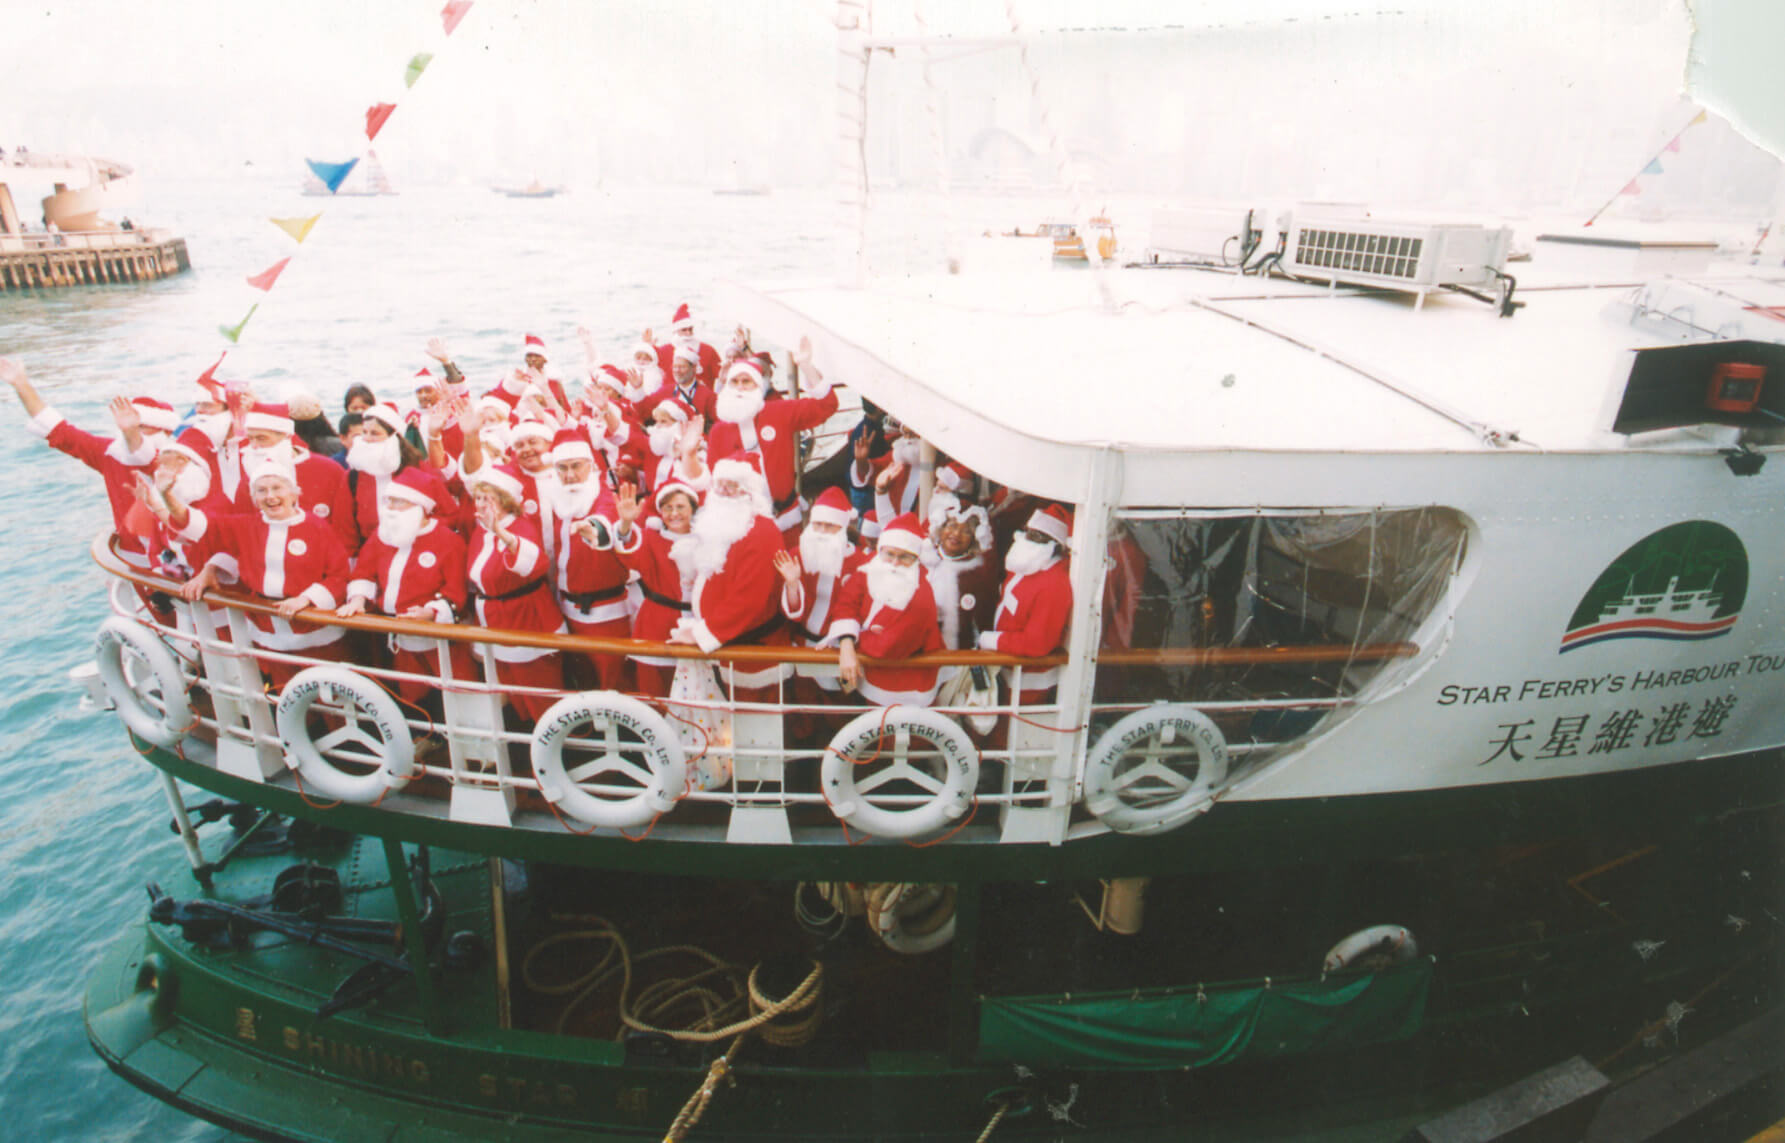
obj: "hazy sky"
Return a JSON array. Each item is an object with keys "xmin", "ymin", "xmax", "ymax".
[{"xmin": 3, "ymin": 0, "xmax": 1781, "ymax": 208}]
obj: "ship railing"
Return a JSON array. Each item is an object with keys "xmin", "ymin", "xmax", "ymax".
[
  {"xmin": 0, "ymin": 229, "xmax": 173, "ymax": 253},
  {"xmin": 92, "ymin": 534, "xmax": 1417, "ymax": 847}
]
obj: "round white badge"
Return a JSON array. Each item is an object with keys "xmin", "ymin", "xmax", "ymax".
[
  {"xmin": 760, "ymin": 425, "xmax": 777, "ymax": 442},
  {"xmin": 419, "ymin": 551, "xmax": 437, "ymax": 569},
  {"xmin": 288, "ymin": 539, "xmax": 307, "ymax": 556},
  {"xmin": 525, "ymin": 499, "xmax": 538, "ymax": 515},
  {"xmin": 960, "ymin": 593, "xmax": 976, "ymax": 611},
  {"xmin": 314, "ymin": 503, "xmax": 330, "ymax": 518}
]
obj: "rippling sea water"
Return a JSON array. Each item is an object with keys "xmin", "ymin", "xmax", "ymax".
[{"xmin": 0, "ymin": 173, "xmax": 943, "ymax": 1140}]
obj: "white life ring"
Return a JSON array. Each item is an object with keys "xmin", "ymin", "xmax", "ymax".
[
  {"xmin": 94, "ymin": 617, "xmax": 193, "ymax": 748},
  {"xmin": 1323, "ymin": 925, "xmax": 1419, "ymax": 974},
  {"xmin": 866, "ymin": 882, "xmax": 957, "ymax": 955},
  {"xmin": 530, "ymin": 692, "xmax": 688, "ymax": 829},
  {"xmin": 822, "ymin": 706, "xmax": 978, "ymax": 840},
  {"xmin": 1081, "ymin": 704, "xmax": 1229, "ymax": 835},
  {"xmin": 275, "ymin": 666, "xmax": 416, "ymax": 804}
]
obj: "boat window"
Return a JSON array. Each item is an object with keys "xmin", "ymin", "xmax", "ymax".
[{"xmin": 1096, "ymin": 507, "xmax": 1468, "ymax": 774}]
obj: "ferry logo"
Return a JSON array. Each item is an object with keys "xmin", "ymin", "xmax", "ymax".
[{"xmin": 1561, "ymin": 521, "xmax": 1746, "ymax": 653}]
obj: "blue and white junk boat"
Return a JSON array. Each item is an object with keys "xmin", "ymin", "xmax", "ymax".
[{"xmin": 79, "ymin": 21, "xmax": 1785, "ymax": 1143}]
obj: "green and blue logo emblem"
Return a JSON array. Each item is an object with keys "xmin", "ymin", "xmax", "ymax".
[{"xmin": 1561, "ymin": 521, "xmax": 1746, "ymax": 653}]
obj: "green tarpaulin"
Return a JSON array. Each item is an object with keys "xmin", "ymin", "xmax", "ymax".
[{"xmin": 979, "ymin": 960, "xmax": 1431, "ymax": 1071}]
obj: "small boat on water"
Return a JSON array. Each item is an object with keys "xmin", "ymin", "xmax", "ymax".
[
  {"xmin": 301, "ymin": 149, "xmax": 397, "ymax": 197},
  {"xmin": 495, "ymin": 179, "xmax": 564, "ymax": 199}
]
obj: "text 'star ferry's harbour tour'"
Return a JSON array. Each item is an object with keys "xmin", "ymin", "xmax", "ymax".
[{"xmin": 30, "ymin": 2, "xmax": 1785, "ymax": 1141}]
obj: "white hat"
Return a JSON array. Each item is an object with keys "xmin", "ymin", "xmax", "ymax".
[
  {"xmin": 877, "ymin": 512, "xmax": 925, "ymax": 556},
  {"xmin": 364, "ymin": 403, "xmax": 406, "ymax": 434},
  {"xmin": 724, "ymin": 358, "xmax": 763, "ymax": 386},
  {"xmin": 474, "ymin": 466, "xmax": 526, "ymax": 502},
  {"xmin": 511, "ymin": 419, "xmax": 554, "ymax": 444},
  {"xmin": 246, "ymin": 453, "xmax": 299, "ymax": 490}
]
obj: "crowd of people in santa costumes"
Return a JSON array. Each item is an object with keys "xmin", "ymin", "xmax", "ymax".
[{"xmin": 3, "ymin": 297, "xmax": 1092, "ymax": 737}]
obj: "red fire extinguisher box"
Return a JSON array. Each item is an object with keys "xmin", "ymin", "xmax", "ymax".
[{"xmin": 1706, "ymin": 361, "xmax": 1765, "ymax": 413}]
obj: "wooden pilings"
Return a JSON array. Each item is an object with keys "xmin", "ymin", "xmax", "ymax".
[{"xmin": 0, "ymin": 237, "xmax": 189, "ymax": 291}]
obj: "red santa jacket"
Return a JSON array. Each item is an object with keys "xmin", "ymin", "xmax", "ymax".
[
  {"xmin": 928, "ymin": 551, "xmax": 1002, "ymax": 651},
  {"xmin": 637, "ymin": 379, "xmax": 717, "ymax": 433},
  {"xmin": 983, "ymin": 557, "xmax": 1073, "ymax": 691},
  {"xmin": 30, "ymin": 407, "xmax": 158, "ymax": 567},
  {"xmin": 706, "ymin": 387, "xmax": 840, "ymax": 530},
  {"xmin": 348, "ymin": 463, "xmax": 457, "ymax": 554},
  {"xmin": 828, "ymin": 567, "xmax": 945, "ymax": 706},
  {"xmin": 686, "ymin": 514, "xmax": 788, "ymax": 653},
  {"xmin": 551, "ymin": 486, "xmax": 630, "ymax": 627},
  {"xmin": 347, "ymin": 520, "xmax": 469, "ymax": 654},
  {"xmin": 182, "ymin": 507, "xmax": 350, "ymax": 651},
  {"xmin": 614, "ymin": 520, "xmax": 693, "ymax": 666},
  {"xmin": 781, "ymin": 540, "xmax": 872, "ymax": 689},
  {"xmin": 851, "ymin": 453, "xmax": 921, "ymax": 526},
  {"xmin": 226, "ymin": 445, "xmax": 358, "ymax": 554},
  {"xmin": 467, "ymin": 513, "xmax": 563, "ymax": 663}
]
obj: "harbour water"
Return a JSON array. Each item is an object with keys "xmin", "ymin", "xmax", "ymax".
[{"xmin": 0, "ymin": 174, "xmax": 860, "ymax": 1140}]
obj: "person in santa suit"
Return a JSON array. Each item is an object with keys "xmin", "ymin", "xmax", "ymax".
[
  {"xmin": 158, "ymin": 454, "xmax": 352, "ymax": 690},
  {"xmin": 612, "ymin": 478, "xmax": 700, "ymax": 697},
  {"xmin": 638, "ymin": 342, "xmax": 717, "ymax": 431},
  {"xmin": 132, "ymin": 430, "xmax": 235, "ymax": 582},
  {"xmin": 520, "ymin": 333, "xmax": 573, "ymax": 412},
  {"xmin": 460, "ymin": 416, "xmax": 559, "ymax": 560},
  {"xmin": 336, "ymin": 467, "xmax": 472, "ymax": 706},
  {"xmin": 465, "ymin": 467, "xmax": 566, "ymax": 723},
  {"xmin": 977, "ymin": 503, "xmax": 1074, "ymax": 706},
  {"xmin": 772, "ymin": 486, "xmax": 872, "ymax": 705},
  {"xmin": 543, "ymin": 428, "xmax": 632, "ymax": 691},
  {"xmin": 2, "ymin": 357, "xmax": 173, "ymax": 575},
  {"xmin": 221, "ymin": 401, "xmax": 358, "ymax": 554},
  {"xmin": 923, "ymin": 491, "xmax": 1002, "ymax": 651},
  {"xmin": 578, "ymin": 372, "xmax": 651, "ymax": 477},
  {"xmin": 849, "ymin": 420, "xmax": 929, "ymax": 529},
  {"xmin": 666, "ymin": 451, "xmax": 790, "ymax": 703},
  {"xmin": 705, "ymin": 339, "xmax": 838, "ymax": 536},
  {"xmin": 344, "ymin": 403, "xmax": 457, "ymax": 552},
  {"xmin": 655, "ymin": 302, "xmax": 722, "ymax": 389},
  {"xmin": 623, "ymin": 339, "xmax": 667, "ymax": 406},
  {"xmin": 825, "ymin": 513, "xmax": 946, "ymax": 707},
  {"xmin": 638, "ymin": 394, "xmax": 708, "ymax": 499}
]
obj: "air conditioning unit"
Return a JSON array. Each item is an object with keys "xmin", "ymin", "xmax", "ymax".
[{"xmin": 1285, "ymin": 215, "xmax": 1513, "ymax": 301}]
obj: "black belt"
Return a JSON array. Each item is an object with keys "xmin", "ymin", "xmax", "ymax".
[
  {"xmin": 773, "ymin": 492, "xmax": 798, "ymax": 514},
  {"xmin": 728, "ymin": 612, "xmax": 786, "ymax": 646},
  {"xmin": 471, "ymin": 577, "xmax": 547, "ymax": 604},
  {"xmin": 793, "ymin": 621, "xmax": 825, "ymax": 644},
  {"xmin": 562, "ymin": 583, "xmax": 627, "ymax": 611},
  {"xmin": 639, "ymin": 583, "xmax": 690, "ymax": 612}
]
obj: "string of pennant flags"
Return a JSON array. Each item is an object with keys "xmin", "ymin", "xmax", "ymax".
[
  {"xmin": 207, "ymin": 0, "xmax": 474, "ymax": 389},
  {"xmin": 1584, "ymin": 108, "xmax": 1709, "ymax": 227}
]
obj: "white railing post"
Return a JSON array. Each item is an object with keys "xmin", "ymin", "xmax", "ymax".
[
  {"xmin": 206, "ymin": 606, "xmax": 286, "ymax": 780},
  {"xmin": 445, "ymin": 638, "xmax": 514, "ymax": 825}
]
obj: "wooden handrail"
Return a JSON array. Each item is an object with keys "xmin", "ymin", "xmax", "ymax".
[{"xmin": 94, "ymin": 532, "xmax": 1417, "ymax": 670}]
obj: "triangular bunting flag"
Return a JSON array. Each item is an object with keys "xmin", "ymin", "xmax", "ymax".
[
  {"xmin": 245, "ymin": 257, "xmax": 291, "ymax": 292},
  {"xmin": 1620, "ymin": 179, "xmax": 1643, "ymax": 196},
  {"xmin": 1642, "ymin": 158, "xmax": 1664, "ymax": 175},
  {"xmin": 1689, "ymin": 110, "xmax": 1708, "ymax": 126},
  {"xmin": 442, "ymin": 1, "xmax": 473, "ymax": 36},
  {"xmin": 405, "ymin": 53, "xmax": 434, "ymax": 89},
  {"xmin": 219, "ymin": 304, "xmax": 260, "ymax": 345},
  {"xmin": 195, "ymin": 353, "xmax": 229, "ymax": 402},
  {"xmin": 270, "ymin": 214, "xmax": 322, "ymax": 243},
  {"xmin": 1664, "ymin": 135, "xmax": 1682, "ymax": 153},
  {"xmin": 305, "ymin": 157, "xmax": 360, "ymax": 194},
  {"xmin": 365, "ymin": 102, "xmax": 397, "ymax": 141}
]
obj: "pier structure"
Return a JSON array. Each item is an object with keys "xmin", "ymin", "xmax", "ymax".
[{"xmin": 0, "ymin": 149, "xmax": 190, "ymax": 290}]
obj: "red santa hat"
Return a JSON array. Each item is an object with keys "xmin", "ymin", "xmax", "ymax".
[
  {"xmin": 523, "ymin": 333, "xmax": 547, "ymax": 361},
  {"xmin": 158, "ymin": 429, "xmax": 212, "ymax": 471},
  {"xmin": 548, "ymin": 426, "xmax": 595, "ymax": 465},
  {"xmin": 473, "ymin": 465, "xmax": 526, "ymax": 503},
  {"xmin": 244, "ymin": 402, "xmax": 295, "ymax": 436},
  {"xmin": 630, "ymin": 341, "xmax": 659, "ymax": 364},
  {"xmin": 654, "ymin": 477, "xmax": 702, "ymax": 512},
  {"xmin": 413, "ymin": 367, "xmax": 440, "ymax": 392},
  {"xmin": 594, "ymin": 364, "xmax": 630, "ymax": 394},
  {"xmin": 876, "ymin": 512, "xmax": 925, "ymax": 556},
  {"xmin": 245, "ymin": 451, "xmax": 299, "ymax": 490},
  {"xmin": 670, "ymin": 302, "xmax": 695, "ymax": 331},
  {"xmin": 936, "ymin": 461, "xmax": 975, "ymax": 495},
  {"xmin": 130, "ymin": 397, "xmax": 179, "ymax": 434},
  {"xmin": 654, "ymin": 395, "xmax": 696, "ymax": 425},
  {"xmin": 808, "ymin": 485, "xmax": 854, "ymax": 528},
  {"xmin": 672, "ymin": 342, "xmax": 701, "ymax": 368},
  {"xmin": 1027, "ymin": 503, "xmax": 1073, "ymax": 547},
  {"xmin": 364, "ymin": 403, "xmax": 406, "ymax": 435},
  {"xmin": 724, "ymin": 358, "xmax": 763, "ymax": 386},
  {"xmin": 475, "ymin": 394, "xmax": 512, "ymax": 422},
  {"xmin": 710, "ymin": 450, "xmax": 772, "ymax": 516},
  {"xmin": 383, "ymin": 467, "xmax": 442, "ymax": 513},
  {"xmin": 511, "ymin": 419, "xmax": 554, "ymax": 444}
]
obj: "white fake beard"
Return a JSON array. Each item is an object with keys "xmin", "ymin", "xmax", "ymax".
[
  {"xmin": 191, "ymin": 412, "xmax": 232, "ymax": 447},
  {"xmin": 1004, "ymin": 534, "xmax": 1058, "ymax": 578},
  {"xmin": 552, "ymin": 479, "xmax": 599, "ymax": 521},
  {"xmin": 648, "ymin": 423, "xmax": 680, "ymax": 457},
  {"xmin": 866, "ymin": 556, "xmax": 921, "ymax": 612},
  {"xmin": 347, "ymin": 434, "xmax": 402, "ymax": 476},
  {"xmin": 479, "ymin": 427, "xmax": 511, "ymax": 456},
  {"xmin": 166, "ymin": 463, "xmax": 211, "ymax": 505},
  {"xmin": 243, "ymin": 441, "xmax": 296, "ymax": 471},
  {"xmin": 715, "ymin": 385, "xmax": 765, "ymax": 425},
  {"xmin": 672, "ymin": 493, "xmax": 755, "ymax": 578},
  {"xmin": 799, "ymin": 526, "xmax": 849, "ymax": 579},
  {"xmin": 377, "ymin": 504, "xmax": 428, "ymax": 547},
  {"xmin": 634, "ymin": 363, "xmax": 663, "ymax": 393},
  {"xmin": 892, "ymin": 435, "xmax": 922, "ymax": 466}
]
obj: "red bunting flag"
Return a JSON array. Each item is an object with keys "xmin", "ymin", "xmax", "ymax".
[
  {"xmin": 1620, "ymin": 179, "xmax": 1643, "ymax": 196},
  {"xmin": 1664, "ymin": 135, "xmax": 1682, "ymax": 153},
  {"xmin": 195, "ymin": 352, "xmax": 229, "ymax": 402},
  {"xmin": 365, "ymin": 102, "xmax": 397, "ymax": 141},
  {"xmin": 442, "ymin": 0, "xmax": 473, "ymax": 36},
  {"xmin": 245, "ymin": 257, "xmax": 291, "ymax": 292}
]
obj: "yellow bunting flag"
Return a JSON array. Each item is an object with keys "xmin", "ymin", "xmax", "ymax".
[
  {"xmin": 219, "ymin": 304, "xmax": 260, "ymax": 345},
  {"xmin": 270, "ymin": 214, "xmax": 322, "ymax": 244},
  {"xmin": 1689, "ymin": 109, "xmax": 1708, "ymax": 126}
]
